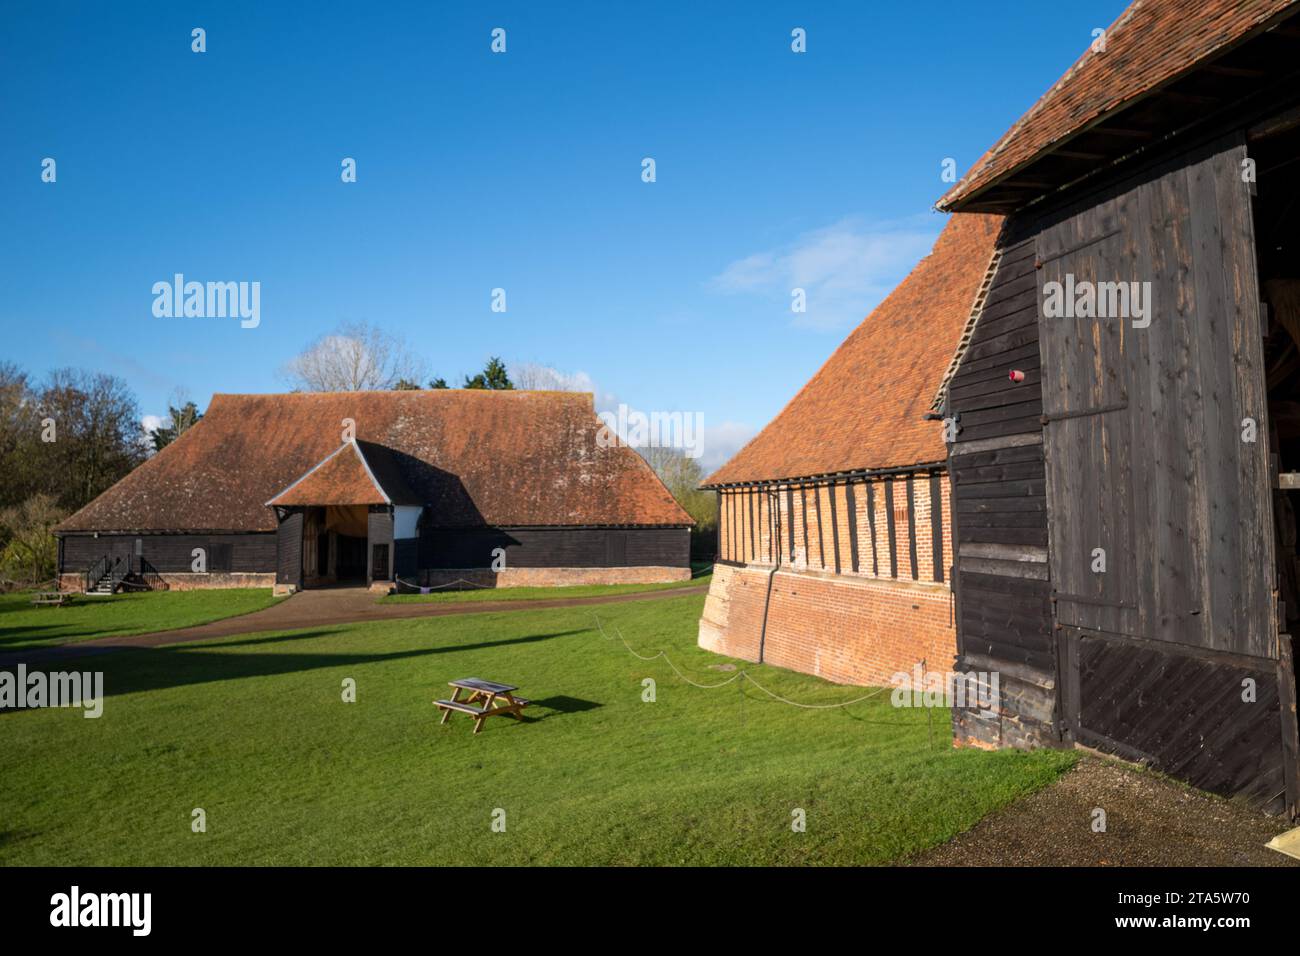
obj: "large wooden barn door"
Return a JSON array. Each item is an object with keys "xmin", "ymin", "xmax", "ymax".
[
  {"xmin": 1036, "ymin": 135, "xmax": 1291, "ymax": 804},
  {"xmin": 1038, "ymin": 134, "xmax": 1274, "ymax": 658},
  {"xmin": 1037, "ymin": 222, "xmax": 1138, "ymax": 643}
]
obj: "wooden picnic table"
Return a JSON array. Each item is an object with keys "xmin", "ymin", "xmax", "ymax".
[
  {"xmin": 435, "ymin": 678, "xmax": 530, "ymax": 734},
  {"xmin": 31, "ymin": 591, "xmax": 72, "ymax": 607}
]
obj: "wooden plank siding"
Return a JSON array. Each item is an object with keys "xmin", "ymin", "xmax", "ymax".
[
  {"xmin": 951, "ymin": 132, "xmax": 1291, "ymax": 809},
  {"xmin": 61, "ymin": 524, "xmax": 691, "ymax": 584},
  {"xmin": 62, "ymin": 532, "xmax": 277, "ymax": 575},
  {"xmin": 1035, "ymin": 133, "xmax": 1275, "ymax": 658},
  {"xmin": 276, "ymin": 512, "xmax": 303, "ymax": 588},
  {"xmin": 947, "ymin": 228, "xmax": 1059, "ymax": 749}
]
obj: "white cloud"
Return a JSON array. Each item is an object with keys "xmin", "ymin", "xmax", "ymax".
[
  {"xmin": 140, "ymin": 414, "xmax": 165, "ymax": 455},
  {"xmin": 698, "ymin": 420, "xmax": 757, "ymax": 473},
  {"xmin": 710, "ymin": 217, "xmax": 941, "ymax": 330}
]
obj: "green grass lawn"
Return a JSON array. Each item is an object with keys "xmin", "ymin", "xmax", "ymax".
[
  {"xmin": 0, "ymin": 592, "xmax": 1075, "ymax": 865},
  {"xmin": 381, "ymin": 571, "xmax": 711, "ymax": 604},
  {"xmin": 0, "ymin": 589, "xmax": 281, "ymax": 651}
]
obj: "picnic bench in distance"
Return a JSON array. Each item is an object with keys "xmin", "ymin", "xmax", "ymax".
[
  {"xmin": 435, "ymin": 678, "xmax": 531, "ymax": 735},
  {"xmin": 31, "ymin": 591, "xmax": 72, "ymax": 607}
]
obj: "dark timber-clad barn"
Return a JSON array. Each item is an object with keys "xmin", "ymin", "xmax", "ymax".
[
  {"xmin": 55, "ymin": 390, "xmax": 692, "ymax": 594},
  {"xmin": 937, "ymin": 0, "xmax": 1300, "ymax": 815}
]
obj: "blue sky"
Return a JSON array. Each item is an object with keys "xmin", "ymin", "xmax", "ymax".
[{"xmin": 1, "ymin": 0, "xmax": 1128, "ymax": 470}]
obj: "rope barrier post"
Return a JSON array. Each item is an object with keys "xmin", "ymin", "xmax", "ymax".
[{"xmin": 922, "ymin": 658, "xmax": 934, "ymax": 750}]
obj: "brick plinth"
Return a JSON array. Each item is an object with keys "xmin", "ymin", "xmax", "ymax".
[
  {"xmin": 699, "ymin": 563, "xmax": 956, "ymax": 687},
  {"xmin": 59, "ymin": 572, "xmax": 276, "ymax": 592},
  {"xmin": 405, "ymin": 566, "xmax": 692, "ymax": 590}
]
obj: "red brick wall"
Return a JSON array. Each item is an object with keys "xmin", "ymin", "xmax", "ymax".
[
  {"xmin": 700, "ymin": 563, "xmax": 956, "ymax": 686},
  {"xmin": 704, "ymin": 469, "xmax": 956, "ymax": 686}
]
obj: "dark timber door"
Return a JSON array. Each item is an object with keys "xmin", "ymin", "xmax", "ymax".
[
  {"xmin": 1037, "ymin": 227, "xmax": 1139, "ymax": 641},
  {"xmin": 1037, "ymin": 135, "xmax": 1277, "ymax": 743}
]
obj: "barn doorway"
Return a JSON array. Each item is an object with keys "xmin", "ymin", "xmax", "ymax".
[
  {"xmin": 1254, "ymin": 115, "xmax": 1300, "ymax": 790},
  {"xmin": 1254, "ymin": 118, "xmax": 1300, "ymax": 638},
  {"xmin": 301, "ymin": 504, "xmax": 369, "ymax": 588}
]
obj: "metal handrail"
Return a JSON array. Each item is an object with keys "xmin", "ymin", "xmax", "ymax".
[
  {"xmin": 108, "ymin": 556, "xmax": 128, "ymax": 591},
  {"xmin": 85, "ymin": 555, "xmax": 110, "ymax": 593},
  {"xmin": 137, "ymin": 558, "xmax": 167, "ymax": 591}
]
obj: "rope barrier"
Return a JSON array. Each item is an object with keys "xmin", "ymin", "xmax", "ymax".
[
  {"xmin": 594, "ymin": 615, "xmax": 899, "ymax": 710},
  {"xmin": 394, "ymin": 576, "xmax": 494, "ymax": 593}
]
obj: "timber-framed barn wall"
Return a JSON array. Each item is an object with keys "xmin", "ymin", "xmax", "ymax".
[
  {"xmin": 938, "ymin": 0, "xmax": 1300, "ymax": 814},
  {"xmin": 702, "ymin": 467, "xmax": 956, "ymax": 686}
]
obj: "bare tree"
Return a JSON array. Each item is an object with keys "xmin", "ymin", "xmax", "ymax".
[
  {"xmin": 637, "ymin": 445, "xmax": 717, "ymax": 556},
  {"xmin": 638, "ymin": 446, "xmax": 704, "ymax": 500},
  {"xmin": 283, "ymin": 322, "xmax": 426, "ymax": 392},
  {"xmin": 510, "ymin": 362, "xmax": 590, "ymax": 392}
]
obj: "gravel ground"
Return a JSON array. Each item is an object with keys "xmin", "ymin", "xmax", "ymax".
[{"xmin": 909, "ymin": 756, "xmax": 1299, "ymax": 867}]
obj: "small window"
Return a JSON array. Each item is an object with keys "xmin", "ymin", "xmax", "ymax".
[
  {"xmin": 372, "ymin": 543, "xmax": 389, "ymax": 581},
  {"xmin": 209, "ymin": 542, "xmax": 233, "ymax": 572}
]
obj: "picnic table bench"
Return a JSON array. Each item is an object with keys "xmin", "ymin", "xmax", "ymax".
[
  {"xmin": 435, "ymin": 678, "xmax": 530, "ymax": 735},
  {"xmin": 31, "ymin": 591, "xmax": 72, "ymax": 607}
]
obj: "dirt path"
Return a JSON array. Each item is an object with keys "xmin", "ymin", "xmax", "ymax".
[
  {"xmin": 909, "ymin": 756, "xmax": 1297, "ymax": 867},
  {"xmin": 2, "ymin": 584, "xmax": 709, "ymax": 665}
]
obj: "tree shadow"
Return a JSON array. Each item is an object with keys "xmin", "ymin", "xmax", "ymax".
[
  {"xmin": 0, "ymin": 627, "xmax": 588, "ymax": 712},
  {"xmin": 0, "ymin": 624, "xmax": 65, "ymax": 648}
]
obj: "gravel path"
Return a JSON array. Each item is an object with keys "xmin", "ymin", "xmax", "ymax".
[
  {"xmin": 1, "ymin": 584, "xmax": 709, "ymax": 665},
  {"xmin": 909, "ymin": 756, "xmax": 1298, "ymax": 867}
]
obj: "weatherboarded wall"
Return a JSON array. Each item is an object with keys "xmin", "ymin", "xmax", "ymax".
[
  {"xmin": 59, "ymin": 525, "xmax": 690, "ymax": 591},
  {"xmin": 944, "ymin": 229, "xmax": 1057, "ymax": 753},
  {"xmin": 60, "ymin": 532, "xmax": 277, "ymax": 575}
]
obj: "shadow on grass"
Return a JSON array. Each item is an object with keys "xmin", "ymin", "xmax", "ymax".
[
  {"xmin": 0, "ymin": 624, "xmax": 66, "ymax": 647},
  {"xmin": 453, "ymin": 695, "xmax": 603, "ymax": 729},
  {"xmin": 0, "ymin": 627, "xmax": 589, "ymax": 712},
  {"xmin": 521, "ymin": 695, "xmax": 603, "ymax": 723}
]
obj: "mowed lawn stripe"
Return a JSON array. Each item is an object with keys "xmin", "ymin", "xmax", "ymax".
[
  {"xmin": 0, "ymin": 593, "xmax": 1074, "ymax": 865},
  {"xmin": 0, "ymin": 589, "xmax": 282, "ymax": 651}
]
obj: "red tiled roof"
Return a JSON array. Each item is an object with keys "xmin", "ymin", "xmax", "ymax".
[
  {"xmin": 266, "ymin": 442, "xmax": 391, "ymax": 507},
  {"xmin": 703, "ymin": 213, "xmax": 1003, "ymax": 487},
  {"xmin": 937, "ymin": 0, "xmax": 1298, "ymax": 212},
  {"xmin": 58, "ymin": 390, "xmax": 692, "ymax": 532}
]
